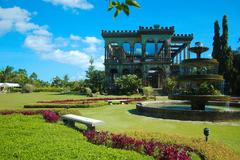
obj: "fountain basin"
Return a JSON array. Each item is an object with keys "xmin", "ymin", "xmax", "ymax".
[{"xmin": 136, "ymin": 101, "xmax": 240, "ymax": 121}]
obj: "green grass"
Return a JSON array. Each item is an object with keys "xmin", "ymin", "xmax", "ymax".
[
  {"xmin": 0, "ymin": 92, "xmax": 240, "ymax": 159},
  {"xmin": 0, "ymin": 115, "xmax": 152, "ymax": 160}
]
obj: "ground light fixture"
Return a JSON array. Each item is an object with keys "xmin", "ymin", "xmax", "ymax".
[{"xmin": 203, "ymin": 128, "xmax": 210, "ymax": 142}]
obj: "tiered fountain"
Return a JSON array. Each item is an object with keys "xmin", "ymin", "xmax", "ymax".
[
  {"xmin": 168, "ymin": 42, "xmax": 230, "ymax": 110},
  {"xmin": 136, "ymin": 42, "xmax": 240, "ymax": 121}
]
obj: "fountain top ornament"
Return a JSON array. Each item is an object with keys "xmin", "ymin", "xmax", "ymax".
[{"xmin": 188, "ymin": 42, "xmax": 209, "ymax": 58}]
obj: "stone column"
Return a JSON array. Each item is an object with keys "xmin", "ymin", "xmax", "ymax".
[
  {"xmin": 176, "ymin": 54, "xmax": 179, "ymax": 64},
  {"xmin": 187, "ymin": 43, "xmax": 190, "ymax": 59},
  {"xmin": 155, "ymin": 43, "xmax": 159, "ymax": 58},
  {"xmin": 104, "ymin": 43, "xmax": 107, "ymax": 61},
  {"xmin": 179, "ymin": 51, "xmax": 182, "ymax": 62},
  {"xmin": 130, "ymin": 43, "xmax": 134, "ymax": 62},
  {"xmin": 164, "ymin": 40, "xmax": 171, "ymax": 59},
  {"xmin": 184, "ymin": 47, "xmax": 186, "ymax": 60},
  {"xmin": 142, "ymin": 43, "xmax": 146, "ymax": 61}
]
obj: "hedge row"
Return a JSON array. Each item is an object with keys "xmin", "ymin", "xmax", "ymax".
[
  {"xmin": 0, "ymin": 110, "xmax": 59, "ymax": 123},
  {"xmin": 37, "ymin": 97, "xmax": 145, "ymax": 104},
  {"xmin": 24, "ymin": 102, "xmax": 107, "ymax": 108},
  {"xmin": 34, "ymin": 87, "xmax": 64, "ymax": 92}
]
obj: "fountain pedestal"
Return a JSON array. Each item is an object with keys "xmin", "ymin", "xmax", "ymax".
[{"xmin": 191, "ymin": 100, "xmax": 207, "ymax": 110}]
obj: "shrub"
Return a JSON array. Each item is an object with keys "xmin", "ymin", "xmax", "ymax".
[
  {"xmin": 11, "ymin": 88, "xmax": 22, "ymax": 93},
  {"xmin": 198, "ymin": 82, "xmax": 221, "ymax": 95},
  {"xmin": 34, "ymin": 87, "xmax": 63, "ymax": 92},
  {"xmin": 42, "ymin": 110, "xmax": 60, "ymax": 123},
  {"xmin": 0, "ymin": 110, "xmax": 60, "ymax": 123},
  {"xmin": 83, "ymin": 131, "xmax": 193, "ymax": 160},
  {"xmin": 143, "ymin": 86, "xmax": 154, "ymax": 98},
  {"xmin": 24, "ymin": 102, "xmax": 107, "ymax": 109},
  {"xmin": 62, "ymin": 86, "xmax": 71, "ymax": 93},
  {"xmin": 22, "ymin": 84, "xmax": 35, "ymax": 93},
  {"xmin": 85, "ymin": 87, "xmax": 93, "ymax": 97},
  {"xmin": 164, "ymin": 77, "xmax": 176, "ymax": 95},
  {"xmin": 57, "ymin": 109, "xmax": 82, "ymax": 116},
  {"xmin": 115, "ymin": 74, "xmax": 142, "ymax": 95}
]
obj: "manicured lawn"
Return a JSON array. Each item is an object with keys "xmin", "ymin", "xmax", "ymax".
[
  {"xmin": 0, "ymin": 92, "xmax": 239, "ymax": 159},
  {"xmin": 0, "ymin": 115, "xmax": 152, "ymax": 160}
]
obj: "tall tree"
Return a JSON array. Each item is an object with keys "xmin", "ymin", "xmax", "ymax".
[
  {"xmin": 0, "ymin": 66, "xmax": 14, "ymax": 82},
  {"xmin": 212, "ymin": 21, "xmax": 221, "ymax": 60},
  {"xmin": 85, "ymin": 58, "xmax": 105, "ymax": 93},
  {"xmin": 30, "ymin": 72, "xmax": 38, "ymax": 81},
  {"xmin": 218, "ymin": 15, "xmax": 228, "ymax": 75}
]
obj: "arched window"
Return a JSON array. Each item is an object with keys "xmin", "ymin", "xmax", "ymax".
[
  {"xmin": 122, "ymin": 42, "xmax": 130, "ymax": 55},
  {"xmin": 146, "ymin": 40, "xmax": 155, "ymax": 56},
  {"xmin": 134, "ymin": 43, "xmax": 142, "ymax": 56},
  {"xmin": 110, "ymin": 69, "xmax": 118, "ymax": 81}
]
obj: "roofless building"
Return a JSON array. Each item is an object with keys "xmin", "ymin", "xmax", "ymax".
[{"xmin": 102, "ymin": 25, "xmax": 193, "ymax": 93}]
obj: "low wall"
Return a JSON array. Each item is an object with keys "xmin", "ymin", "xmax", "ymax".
[{"xmin": 136, "ymin": 103, "xmax": 240, "ymax": 121}]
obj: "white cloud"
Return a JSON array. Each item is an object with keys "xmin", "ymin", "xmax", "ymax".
[
  {"xmin": 43, "ymin": 0, "xmax": 94, "ymax": 10},
  {"xmin": 70, "ymin": 34, "xmax": 81, "ymax": 41},
  {"xmin": 24, "ymin": 34, "xmax": 54, "ymax": 53},
  {"xmin": 0, "ymin": 6, "xmax": 104, "ymax": 72},
  {"xmin": 82, "ymin": 36, "xmax": 102, "ymax": 45},
  {"xmin": 0, "ymin": 6, "xmax": 41, "ymax": 35}
]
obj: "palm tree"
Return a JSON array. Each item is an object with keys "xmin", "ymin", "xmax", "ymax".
[{"xmin": 0, "ymin": 66, "xmax": 14, "ymax": 82}]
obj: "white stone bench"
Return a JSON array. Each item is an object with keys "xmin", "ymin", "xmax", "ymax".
[
  {"xmin": 107, "ymin": 99, "xmax": 129, "ymax": 105},
  {"xmin": 61, "ymin": 114, "xmax": 104, "ymax": 130}
]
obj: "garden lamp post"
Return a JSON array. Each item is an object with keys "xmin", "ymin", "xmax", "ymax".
[{"xmin": 203, "ymin": 128, "xmax": 210, "ymax": 142}]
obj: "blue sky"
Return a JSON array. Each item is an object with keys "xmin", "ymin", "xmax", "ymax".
[{"xmin": 0, "ymin": 0, "xmax": 239, "ymax": 81}]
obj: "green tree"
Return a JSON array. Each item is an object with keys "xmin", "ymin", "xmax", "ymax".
[
  {"xmin": 63, "ymin": 74, "xmax": 69, "ymax": 87},
  {"xmin": 115, "ymin": 74, "xmax": 142, "ymax": 95},
  {"xmin": 85, "ymin": 58, "xmax": 105, "ymax": 93},
  {"xmin": 0, "ymin": 66, "xmax": 14, "ymax": 82},
  {"xmin": 13, "ymin": 69, "xmax": 28, "ymax": 86},
  {"xmin": 212, "ymin": 21, "xmax": 221, "ymax": 60},
  {"xmin": 51, "ymin": 76, "xmax": 63, "ymax": 88},
  {"xmin": 29, "ymin": 72, "xmax": 38, "ymax": 81}
]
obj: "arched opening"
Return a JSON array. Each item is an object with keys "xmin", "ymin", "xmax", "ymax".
[
  {"xmin": 146, "ymin": 39, "xmax": 155, "ymax": 57},
  {"xmin": 134, "ymin": 69, "xmax": 142, "ymax": 78},
  {"xmin": 134, "ymin": 43, "xmax": 142, "ymax": 57},
  {"xmin": 122, "ymin": 42, "xmax": 130, "ymax": 55},
  {"xmin": 147, "ymin": 68, "xmax": 165, "ymax": 88},
  {"xmin": 110, "ymin": 69, "xmax": 118, "ymax": 82},
  {"xmin": 122, "ymin": 68, "xmax": 130, "ymax": 75}
]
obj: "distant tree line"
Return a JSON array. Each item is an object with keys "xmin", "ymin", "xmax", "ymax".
[
  {"xmin": 0, "ymin": 58, "xmax": 105, "ymax": 95},
  {"xmin": 212, "ymin": 15, "xmax": 240, "ymax": 95}
]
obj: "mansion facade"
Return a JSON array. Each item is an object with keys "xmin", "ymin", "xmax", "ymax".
[{"xmin": 102, "ymin": 25, "xmax": 193, "ymax": 92}]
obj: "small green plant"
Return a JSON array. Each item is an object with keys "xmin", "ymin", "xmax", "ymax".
[
  {"xmin": 85, "ymin": 87, "xmax": 93, "ymax": 97},
  {"xmin": 164, "ymin": 77, "xmax": 176, "ymax": 94},
  {"xmin": 22, "ymin": 84, "xmax": 35, "ymax": 93},
  {"xmin": 142, "ymin": 86, "xmax": 153, "ymax": 98},
  {"xmin": 198, "ymin": 82, "xmax": 221, "ymax": 95}
]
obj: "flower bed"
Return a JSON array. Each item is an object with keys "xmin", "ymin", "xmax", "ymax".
[
  {"xmin": 0, "ymin": 110, "xmax": 60, "ymax": 123},
  {"xmin": 37, "ymin": 97, "xmax": 145, "ymax": 104},
  {"xmin": 83, "ymin": 131, "xmax": 196, "ymax": 160},
  {"xmin": 24, "ymin": 101, "xmax": 107, "ymax": 108}
]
